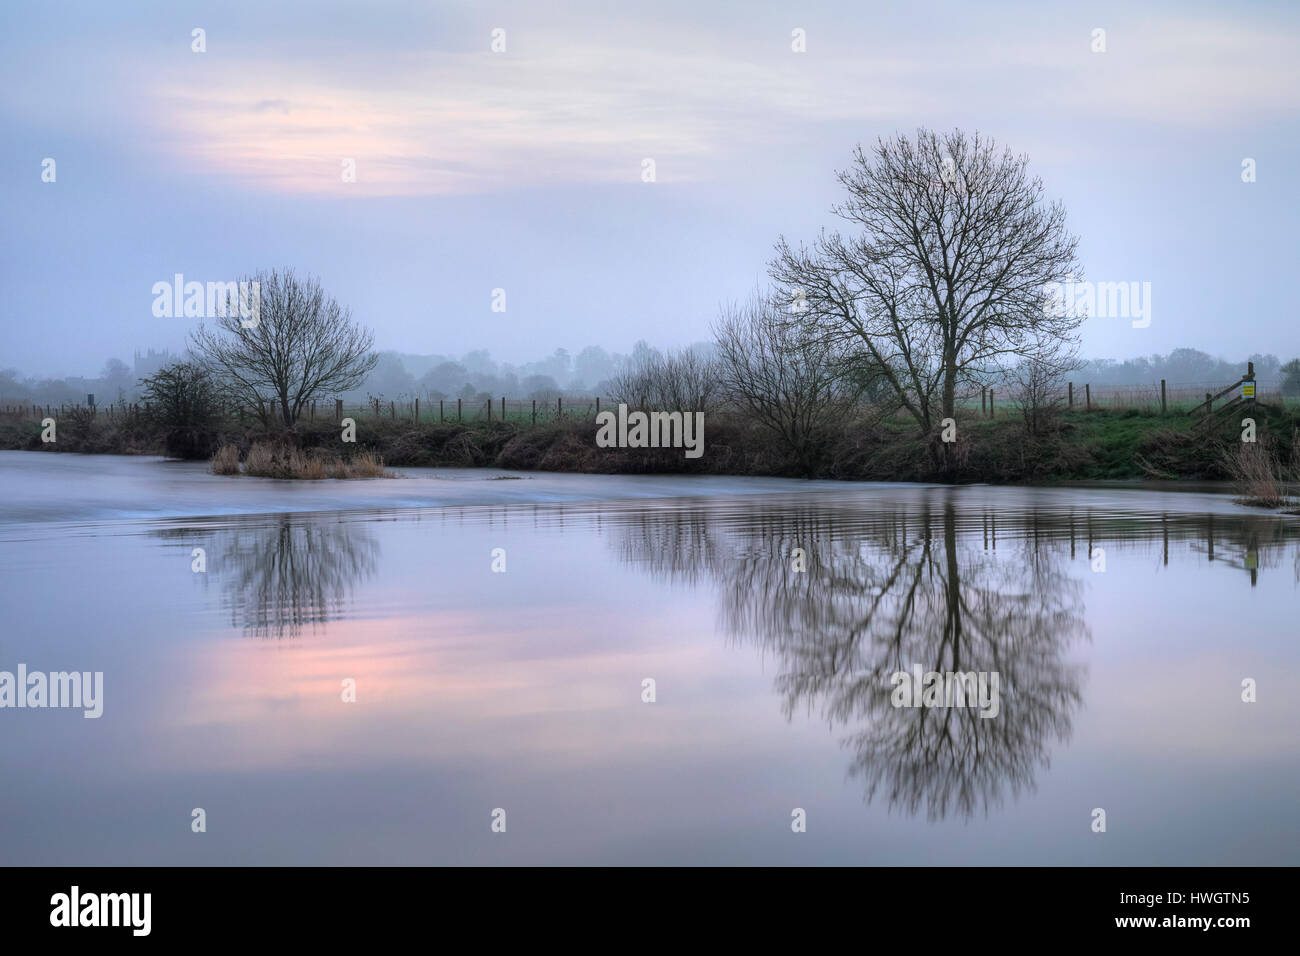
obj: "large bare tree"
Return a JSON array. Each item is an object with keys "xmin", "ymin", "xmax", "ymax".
[
  {"xmin": 191, "ymin": 269, "xmax": 377, "ymax": 427},
  {"xmin": 771, "ymin": 129, "xmax": 1083, "ymax": 436}
]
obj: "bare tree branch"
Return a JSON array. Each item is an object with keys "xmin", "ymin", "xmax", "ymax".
[
  {"xmin": 190, "ymin": 269, "xmax": 378, "ymax": 427},
  {"xmin": 770, "ymin": 129, "xmax": 1083, "ymax": 438}
]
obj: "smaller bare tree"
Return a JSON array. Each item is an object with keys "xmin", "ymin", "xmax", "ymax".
[
  {"xmin": 608, "ymin": 346, "xmax": 720, "ymax": 412},
  {"xmin": 714, "ymin": 291, "xmax": 864, "ymax": 473},
  {"xmin": 1009, "ymin": 349, "xmax": 1079, "ymax": 438},
  {"xmin": 191, "ymin": 269, "xmax": 378, "ymax": 427}
]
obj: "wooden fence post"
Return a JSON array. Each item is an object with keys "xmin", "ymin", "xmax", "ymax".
[
  {"xmin": 440, "ymin": 399, "xmax": 444, "ymax": 422},
  {"xmin": 501, "ymin": 396, "xmax": 505, "ymax": 421},
  {"xmin": 1085, "ymin": 384, "xmax": 1091, "ymax": 411},
  {"xmin": 988, "ymin": 390, "xmax": 994, "ymax": 418},
  {"xmin": 532, "ymin": 399, "xmax": 536, "ymax": 425},
  {"xmin": 1068, "ymin": 382, "xmax": 1073, "ymax": 408},
  {"xmin": 335, "ymin": 399, "xmax": 343, "ymax": 422},
  {"xmin": 1160, "ymin": 379, "xmax": 1166, "ymax": 414},
  {"xmin": 414, "ymin": 398, "xmax": 419, "ymax": 422},
  {"xmin": 557, "ymin": 396, "xmax": 562, "ymax": 419},
  {"xmin": 457, "ymin": 398, "xmax": 462, "ymax": 422},
  {"xmin": 596, "ymin": 396, "xmax": 600, "ymax": 414}
]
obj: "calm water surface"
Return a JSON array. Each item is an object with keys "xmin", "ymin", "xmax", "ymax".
[{"xmin": 0, "ymin": 452, "xmax": 1297, "ymax": 865}]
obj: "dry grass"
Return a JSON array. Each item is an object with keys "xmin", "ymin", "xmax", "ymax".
[
  {"xmin": 210, "ymin": 443, "xmax": 241, "ymax": 475},
  {"xmin": 211, "ymin": 442, "xmax": 394, "ymax": 480},
  {"xmin": 1222, "ymin": 441, "xmax": 1294, "ymax": 508},
  {"xmin": 346, "ymin": 451, "xmax": 389, "ymax": 478}
]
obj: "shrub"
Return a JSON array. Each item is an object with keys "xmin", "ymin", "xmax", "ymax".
[
  {"xmin": 63, "ymin": 406, "xmax": 97, "ymax": 446},
  {"xmin": 139, "ymin": 361, "xmax": 223, "ymax": 459}
]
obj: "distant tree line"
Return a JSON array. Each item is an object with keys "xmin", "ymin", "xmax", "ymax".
[
  {"xmin": 0, "ymin": 339, "xmax": 724, "ymax": 408},
  {"xmin": 352, "ymin": 340, "xmax": 718, "ymax": 406},
  {"xmin": 10, "ymin": 343, "xmax": 1291, "ymax": 411},
  {"xmin": 1076, "ymin": 350, "xmax": 1290, "ymax": 387}
]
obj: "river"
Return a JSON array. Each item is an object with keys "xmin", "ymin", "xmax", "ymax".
[{"xmin": 0, "ymin": 452, "xmax": 1296, "ymax": 864}]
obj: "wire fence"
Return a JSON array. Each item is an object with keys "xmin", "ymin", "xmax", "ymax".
[
  {"xmin": 1, "ymin": 383, "xmax": 1295, "ymax": 424},
  {"xmin": 0, "ymin": 396, "xmax": 607, "ymax": 425},
  {"xmin": 967, "ymin": 381, "xmax": 1294, "ymax": 415},
  {"xmin": 333, "ymin": 396, "xmax": 603, "ymax": 425}
]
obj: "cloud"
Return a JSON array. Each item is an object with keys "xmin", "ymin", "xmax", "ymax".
[
  {"xmin": 8, "ymin": 8, "xmax": 1298, "ymax": 197},
  {"xmin": 149, "ymin": 43, "xmax": 890, "ymax": 196},
  {"xmin": 251, "ymin": 99, "xmax": 293, "ymax": 114}
]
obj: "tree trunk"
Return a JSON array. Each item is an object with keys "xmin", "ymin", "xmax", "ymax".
[{"xmin": 942, "ymin": 349, "xmax": 958, "ymax": 422}]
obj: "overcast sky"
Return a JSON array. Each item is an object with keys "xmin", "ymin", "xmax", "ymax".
[{"xmin": 3, "ymin": 0, "xmax": 1298, "ymax": 377}]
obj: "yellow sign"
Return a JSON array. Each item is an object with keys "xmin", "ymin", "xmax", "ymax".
[{"xmin": 1242, "ymin": 381, "xmax": 1256, "ymax": 398}]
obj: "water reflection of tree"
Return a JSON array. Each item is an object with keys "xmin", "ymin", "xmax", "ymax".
[
  {"xmin": 155, "ymin": 516, "xmax": 379, "ymax": 638},
  {"xmin": 612, "ymin": 494, "xmax": 1089, "ymax": 820}
]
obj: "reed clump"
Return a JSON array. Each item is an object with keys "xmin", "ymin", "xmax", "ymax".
[
  {"xmin": 210, "ymin": 443, "xmax": 241, "ymax": 475},
  {"xmin": 1221, "ymin": 439, "xmax": 1295, "ymax": 508},
  {"xmin": 211, "ymin": 442, "xmax": 393, "ymax": 479}
]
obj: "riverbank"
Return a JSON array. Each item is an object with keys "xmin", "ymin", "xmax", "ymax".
[{"xmin": 3, "ymin": 403, "xmax": 1298, "ymax": 485}]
